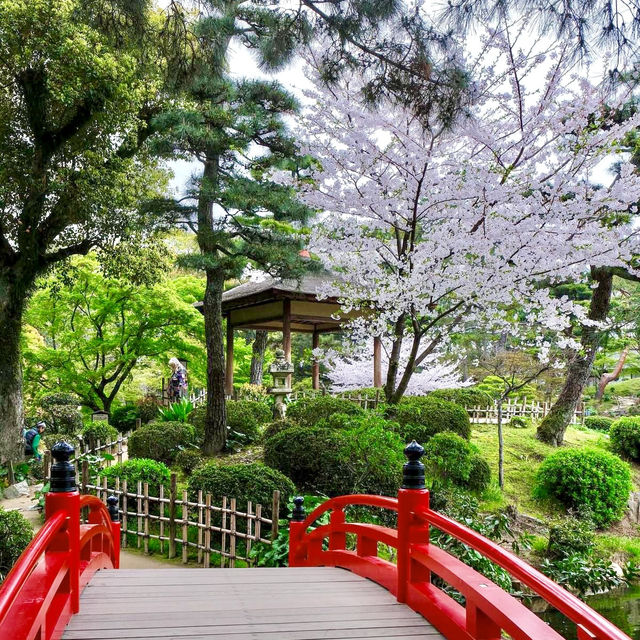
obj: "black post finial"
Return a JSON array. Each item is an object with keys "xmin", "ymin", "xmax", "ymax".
[
  {"xmin": 291, "ymin": 496, "xmax": 305, "ymax": 522},
  {"xmin": 50, "ymin": 441, "xmax": 76, "ymax": 493},
  {"xmin": 402, "ymin": 441, "xmax": 425, "ymax": 490},
  {"xmin": 107, "ymin": 495, "xmax": 119, "ymax": 522}
]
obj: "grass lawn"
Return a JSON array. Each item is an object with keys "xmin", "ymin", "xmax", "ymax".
[{"xmin": 470, "ymin": 422, "xmax": 640, "ymax": 521}]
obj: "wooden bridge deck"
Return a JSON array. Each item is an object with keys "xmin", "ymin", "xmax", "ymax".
[{"xmin": 62, "ymin": 567, "xmax": 446, "ymax": 640}]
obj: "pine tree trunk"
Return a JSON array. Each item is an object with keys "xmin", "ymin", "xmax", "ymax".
[
  {"xmin": 0, "ymin": 277, "xmax": 26, "ymax": 464},
  {"xmin": 536, "ymin": 268, "xmax": 613, "ymax": 446},
  {"xmin": 595, "ymin": 346, "xmax": 629, "ymax": 400},
  {"xmin": 497, "ymin": 399, "xmax": 504, "ymax": 489},
  {"xmin": 250, "ymin": 330, "xmax": 268, "ymax": 386}
]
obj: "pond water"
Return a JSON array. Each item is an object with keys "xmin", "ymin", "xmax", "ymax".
[{"xmin": 538, "ymin": 586, "xmax": 640, "ymax": 639}]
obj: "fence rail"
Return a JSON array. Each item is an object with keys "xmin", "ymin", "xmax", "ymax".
[{"xmin": 82, "ymin": 470, "xmax": 280, "ymax": 568}]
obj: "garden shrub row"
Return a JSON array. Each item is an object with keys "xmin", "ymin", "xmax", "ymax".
[
  {"xmin": 583, "ymin": 415, "xmax": 614, "ymax": 432},
  {"xmin": 189, "ymin": 399, "xmax": 271, "ymax": 444}
]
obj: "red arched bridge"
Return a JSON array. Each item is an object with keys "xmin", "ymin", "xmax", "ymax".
[{"xmin": 0, "ymin": 441, "xmax": 632, "ymax": 640}]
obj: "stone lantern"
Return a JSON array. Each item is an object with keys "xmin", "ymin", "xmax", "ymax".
[{"xmin": 269, "ymin": 349, "xmax": 294, "ymax": 419}]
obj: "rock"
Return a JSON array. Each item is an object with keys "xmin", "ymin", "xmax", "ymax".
[
  {"xmin": 627, "ymin": 491, "xmax": 640, "ymax": 523},
  {"xmin": 3, "ymin": 480, "xmax": 30, "ymax": 500}
]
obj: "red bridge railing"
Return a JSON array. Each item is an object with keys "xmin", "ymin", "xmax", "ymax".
[
  {"xmin": 0, "ymin": 442, "xmax": 120, "ymax": 640},
  {"xmin": 289, "ymin": 441, "xmax": 631, "ymax": 640}
]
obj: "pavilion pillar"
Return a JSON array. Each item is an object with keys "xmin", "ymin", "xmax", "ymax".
[
  {"xmin": 225, "ymin": 318, "xmax": 234, "ymax": 397},
  {"xmin": 312, "ymin": 329, "xmax": 320, "ymax": 390},
  {"xmin": 373, "ymin": 336, "xmax": 382, "ymax": 388},
  {"xmin": 283, "ymin": 300, "xmax": 292, "ymax": 387}
]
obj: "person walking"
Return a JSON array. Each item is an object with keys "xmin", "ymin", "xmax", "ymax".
[
  {"xmin": 24, "ymin": 421, "xmax": 46, "ymax": 460},
  {"xmin": 168, "ymin": 358, "xmax": 188, "ymax": 402}
]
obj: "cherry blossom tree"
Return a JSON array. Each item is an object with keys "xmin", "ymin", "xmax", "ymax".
[{"xmin": 298, "ymin": 21, "xmax": 640, "ymax": 404}]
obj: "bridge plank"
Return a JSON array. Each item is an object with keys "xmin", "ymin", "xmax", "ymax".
[{"xmin": 63, "ymin": 567, "xmax": 445, "ymax": 640}]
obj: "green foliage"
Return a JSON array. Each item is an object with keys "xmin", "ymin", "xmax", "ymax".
[
  {"xmin": 158, "ymin": 399, "xmax": 194, "ymax": 423},
  {"xmin": 109, "ymin": 406, "xmax": 140, "ymax": 433},
  {"xmin": 387, "ymin": 397, "xmax": 471, "ymax": 442},
  {"xmin": 188, "ymin": 405, "xmax": 206, "ymax": 443},
  {"xmin": 135, "ymin": 396, "xmax": 160, "ymax": 424},
  {"xmin": 228, "ymin": 400, "xmax": 271, "ymax": 441},
  {"xmin": 39, "ymin": 393, "xmax": 80, "ymax": 408},
  {"xmin": 41, "ymin": 433, "xmax": 82, "ymax": 453},
  {"xmin": 428, "ymin": 387, "xmax": 494, "ymax": 408},
  {"xmin": 264, "ymin": 417, "xmax": 404, "ymax": 497},
  {"xmin": 0, "ymin": 508, "xmax": 33, "ymax": 582},
  {"xmin": 539, "ymin": 555, "xmax": 624, "ymax": 597},
  {"xmin": 533, "ymin": 448, "xmax": 632, "ymax": 527},
  {"xmin": 128, "ymin": 421, "xmax": 195, "ymax": 465},
  {"xmin": 286, "ymin": 396, "xmax": 364, "ymax": 428},
  {"xmin": 424, "ymin": 432, "xmax": 474, "ymax": 486},
  {"xmin": 584, "ymin": 415, "xmax": 615, "ymax": 432},
  {"xmin": 476, "ymin": 375, "xmax": 535, "ymax": 400},
  {"xmin": 547, "ymin": 519, "xmax": 595, "ymax": 560},
  {"xmin": 234, "ymin": 384, "xmax": 269, "ymax": 402},
  {"xmin": 262, "ymin": 419, "xmax": 297, "ymax": 441},
  {"xmin": 100, "ymin": 459, "xmax": 171, "ymax": 493},
  {"xmin": 175, "ymin": 449, "xmax": 204, "ymax": 475},
  {"xmin": 82, "ymin": 422, "xmax": 118, "ymax": 450},
  {"xmin": 509, "ymin": 416, "xmax": 532, "ymax": 429},
  {"xmin": 187, "ymin": 463, "xmax": 295, "ymax": 517},
  {"xmin": 467, "ymin": 455, "xmax": 492, "ymax": 492},
  {"xmin": 610, "ymin": 416, "xmax": 640, "ymax": 460}
]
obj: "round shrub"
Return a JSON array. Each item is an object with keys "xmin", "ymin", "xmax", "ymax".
[
  {"xmin": 188, "ymin": 462, "xmax": 295, "ymax": 517},
  {"xmin": 584, "ymin": 416, "xmax": 615, "ymax": 432},
  {"xmin": 82, "ymin": 422, "xmax": 118, "ymax": 450},
  {"xmin": 110, "ymin": 405, "xmax": 140, "ymax": 433},
  {"xmin": 227, "ymin": 400, "xmax": 270, "ymax": 442},
  {"xmin": 467, "ymin": 455, "xmax": 491, "ymax": 492},
  {"xmin": 175, "ymin": 449, "xmax": 203, "ymax": 475},
  {"xmin": 100, "ymin": 459, "xmax": 170, "ymax": 492},
  {"xmin": 610, "ymin": 417, "xmax": 640, "ymax": 460},
  {"xmin": 44, "ymin": 404, "xmax": 83, "ymax": 435},
  {"xmin": 0, "ymin": 508, "xmax": 33, "ymax": 581},
  {"xmin": 39, "ymin": 392, "xmax": 80, "ymax": 408},
  {"xmin": 387, "ymin": 397, "xmax": 471, "ymax": 442},
  {"xmin": 188, "ymin": 405, "xmax": 206, "ymax": 442},
  {"xmin": 286, "ymin": 396, "xmax": 364, "ymax": 428},
  {"xmin": 533, "ymin": 448, "xmax": 632, "ymax": 527},
  {"xmin": 547, "ymin": 519, "xmax": 595, "ymax": 560},
  {"xmin": 135, "ymin": 396, "xmax": 161, "ymax": 423},
  {"xmin": 424, "ymin": 432, "xmax": 474, "ymax": 486},
  {"xmin": 509, "ymin": 416, "xmax": 532, "ymax": 429},
  {"xmin": 128, "ymin": 421, "xmax": 195, "ymax": 465},
  {"xmin": 262, "ymin": 419, "xmax": 297, "ymax": 441}
]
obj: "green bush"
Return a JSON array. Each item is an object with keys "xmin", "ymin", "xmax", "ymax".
[
  {"xmin": 315, "ymin": 412, "xmax": 362, "ymax": 430},
  {"xmin": 100, "ymin": 459, "xmax": 170, "ymax": 492},
  {"xmin": 264, "ymin": 417, "xmax": 404, "ymax": 497},
  {"xmin": 227, "ymin": 400, "xmax": 270, "ymax": 442},
  {"xmin": 428, "ymin": 387, "xmax": 494, "ymax": 408},
  {"xmin": 188, "ymin": 462, "xmax": 295, "ymax": 517},
  {"xmin": 262, "ymin": 419, "xmax": 297, "ymax": 441},
  {"xmin": 533, "ymin": 448, "xmax": 632, "ymax": 527},
  {"xmin": 128, "ymin": 421, "xmax": 195, "ymax": 465},
  {"xmin": 110, "ymin": 405, "xmax": 140, "ymax": 433},
  {"xmin": 82, "ymin": 422, "xmax": 118, "ymax": 450},
  {"xmin": 135, "ymin": 395, "xmax": 160, "ymax": 423},
  {"xmin": 467, "ymin": 455, "xmax": 492, "ymax": 492},
  {"xmin": 336, "ymin": 388, "xmax": 381, "ymax": 400},
  {"xmin": 286, "ymin": 396, "xmax": 364, "ymax": 428},
  {"xmin": 610, "ymin": 417, "xmax": 640, "ymax": 460},
  {"xmin": 387, "ymin": 397, "xmax": 471, "ymax": 442},
  {"xmin": 188, "ymin": 405, "xmax": 206, "ymax": 442},
  {"xmin": 547, "ymin": 519, "xmax": 595, "ymax": 560},
  {"xmin": 175, "ymin": 449, "xmax": 204, "ymax": 475},
  {"xmin": 584, "ymin": 416, "xmax": 615, "ymax": 432},
  {"xmin": 0, "ymin": 508, "xmax": 33, "ymax": 581},
  {"xmin": 509, "ymin": 416, "xmax": 532, "ymax": 429},
  {"xmin": 41, "ymin": 433, "xmax": 82, "ymax": 453},
  {"xmin": 44, "ymin": 404, "xmax": 83, "ymax": 435},
  {"xmin": 39, "ymin": 392, "xmax": 80, "ymax": 408},
  {"xmin": 424, "ymin": 432, "xmax": 474, "ymax": 486}
]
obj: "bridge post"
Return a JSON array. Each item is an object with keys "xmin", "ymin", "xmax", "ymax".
[
  {"xmin": 396, "ymin": 441, "xmax": 430, "ymax": 604},
  {"xmin": 107, "ymin": 495, "xmax": 121, "ymax": 569},
  {"xmin": 288, "ymin": 497, "xmax": 306, "ymax": 566},
  {"xmin": 46, "ymin": 442, "xmax": 81, "ymax": 614}
]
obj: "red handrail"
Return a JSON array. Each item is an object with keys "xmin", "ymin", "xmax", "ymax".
[
  {"xmin": 0, "ymin": 489, "xmax": 120, "ymax": 640},
  {"xmin": 289, "ymin": 490, "xmax": 632, "ymax": 640}
]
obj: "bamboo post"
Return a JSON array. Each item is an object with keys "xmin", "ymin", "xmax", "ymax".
[
  {"xmin": 81, "ymin": 460, "xmax": 89, "ymax": 495},
  {"xmin": 137, "ymin": 480, "xmax": 142, "ymax": 549},
  {"xmin": 135, "ymin": 418, "xmax": 141, "ymax": 430},
  {"xmin": 271, "ymin": 490, "xmax": 280, "ymax": 540},
  {"xmin": 7, "ymin": 461, "xmax": 15, "ymax": 486},
  {"xmin": 230, "ymin": 497, "xmax": 237, "ymax": 568},
  {"xmin": 122, "ymin": 479, "xmax": 128, "ymax": 549},
  {"xmin": 43, "ymin": 450, "xmax": 51, "ymax": 483},
  {"xmin": 117, "ymin": 435, "xmax": 123, "ymax": 465},
  {"xmin": 102, "ymin": 476, "xmax": 108, "ymax": 503},
  {"xmin": 182, "ymin": 489, "xmax": 188, "ymax": 564},
  {"xmin": 143, "ymin": 482, "xmax": 149, "ymax": 555},
  {"xmin": 159, "ymin": 484, "xmax": 165, "ymax": 554},
  {"xmin": 168, "ymin": 473, "xmax": 177, "ymax": 559},
  {"xmin": 255, "ymin": 504, "xmax": 262, "ymax": 544},
  {"xmin": 204, "ymin": 493, "xmax": 211, "ymax": 568},
  {"xmin": 197, "ymin": 489, "xmax": 203, "ymax": 564},
  {"xmin": 221, "ymin": 496, "xmax": 227, "ymax": 568},
  {"xmin": 246, "ymin": 501, "xmax": 253, "ymax": 562}
]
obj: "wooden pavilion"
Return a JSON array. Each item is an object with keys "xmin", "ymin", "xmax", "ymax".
[{"xmin": 196, "ymin": 274, "xmax": 382, "ymax": 394}]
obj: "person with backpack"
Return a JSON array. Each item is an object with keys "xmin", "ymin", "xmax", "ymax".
[
  {"xmin": 168, "ymin": 358, "xmax": 188, "ymax": 403},
  {"xmin": 24, "ymin": 421, "xmax": 46, "ymax": 460}
]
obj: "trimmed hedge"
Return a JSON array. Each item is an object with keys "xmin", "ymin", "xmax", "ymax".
[
  {"xmin": 286, "ymin": 396, "xmax": 364, "ymax": 428},
  {"xmin": 82, "ymin": 422, "xmax": 118, "ymax": 450},
  {"xmin": 0, "ymin": 508, "xmax": 33, "ymax": 581},
  {"xmin": 533, "ymin": 448, "xmax": 632, "ymax": 527},
  {"xmin": 584, "ymin": 416, "xmax": 614, "ymax": 432},
  {"xmin": 187, "ymin": 462, "xmax": 295, "ymax": 517},
  {"xmin": 262, "ymin": 418, "xmax": 297, "ymax": 442},
  {"xmin": 128, "ymin": 421, "xmax": 195, "ymax": 465},
  {"xmin": 135, "ymin": 396, "xmax": 161, "ymax": 423},
  {"xmin": 387, "ymin": 397, "xmax": 471, "ymax": 442},
  {"xmin": 99, "ymin": 459, "xmax": 171, "ymax": 492},
  {"xmin": 468, "ymin": 455, "xmax": 491, "ymax": 492},
  {"xmin": 188, "ymin": 400, "xmax": 270, "ymax": 444},
  {"xmin": 428, "ymin": 387, "xmax": 494, "ymax": 408},
  {"xmin": 110, "ymin": 405, "xmax": 140, "ymax": 433},
  {"xmin": 175, "ymin": 449, "xmax": 204, "ymax": 475},
  {"xmin": 610, "ymin": 417, "xmax": 640, "ymax": 460}
]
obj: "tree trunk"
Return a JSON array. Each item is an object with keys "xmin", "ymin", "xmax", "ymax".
[
  {"xmin": 537, "ymin": 268, "xmax": 613, "ymax": 446},
  {"xmin": 0, "ymin": 277, "xmax": 27, "ymax": 464},
  {"xmin": 385, "ymin": 314, "xmax": 406, "ymax": 402},
  {"xmin": 595, "ymin": 345, "xmax": 629, "ymax": 400},
  {"xmin": 249, "ymin": 330, "xmax": 268, "ymax": 386},
  {"xmin": 497, "ymin": 399, "xmax": 504, "ymax": 489}
]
